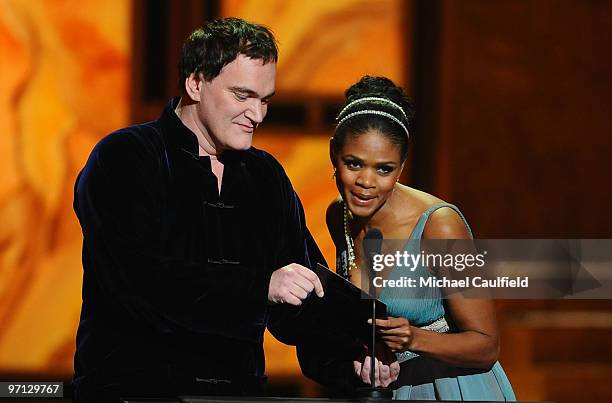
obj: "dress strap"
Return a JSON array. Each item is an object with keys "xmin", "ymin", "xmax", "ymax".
[{"xmin": 409, "ymin": 202, "xmax": 473, "ymax": 240}]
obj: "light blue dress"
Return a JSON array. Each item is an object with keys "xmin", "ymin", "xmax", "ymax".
[{"xmin": 346, "ymin": 202, "xmax": 516, "ymax": 401}]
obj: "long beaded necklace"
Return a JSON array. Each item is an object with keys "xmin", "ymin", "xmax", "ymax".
[{"xmin": 343, "ymin": 201, "xmax": 359, "ymax": 275}]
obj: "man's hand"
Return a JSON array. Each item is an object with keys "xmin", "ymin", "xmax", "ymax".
[
  {"xmin": 353, "ymin": 355, "xmax": 400, "ymax": 387},
  {"xmin": 353, "ymin": 341, "xmax": 400, "ymax": 387},
  {"xmin": 268, "ymin": 263, "xmax": 324, "ymax": 305}
]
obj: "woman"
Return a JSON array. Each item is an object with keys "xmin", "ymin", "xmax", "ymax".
[{"xmin": 327, "ymin": 76, "xmax": 516, "ymax": 400}]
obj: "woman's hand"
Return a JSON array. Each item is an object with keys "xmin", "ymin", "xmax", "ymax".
[{"xmin": 371, "ymin": 316, "xmax": 413, "ymax": 352}]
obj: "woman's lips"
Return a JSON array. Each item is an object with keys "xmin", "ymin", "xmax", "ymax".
[{"xmin": 350, "ymin": 191, "xmax": 376, "ymax": 206}]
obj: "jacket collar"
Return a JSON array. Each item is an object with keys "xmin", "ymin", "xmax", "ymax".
[
  {"xmin": 159, "ymin": 97, "xmax": 200, "ymax": 157},
  {"xmin": 158, "ymin": 97, "xmax": 248, "ymax": 165}
]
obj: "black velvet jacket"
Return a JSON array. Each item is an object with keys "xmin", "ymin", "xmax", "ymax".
[{"xmin": 73, "ymin": 98, "xmax": 327, "ymax": 399}]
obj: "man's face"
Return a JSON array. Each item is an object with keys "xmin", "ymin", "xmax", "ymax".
[{"xmin": 195, "ymin": 54, "xmax": 276, "ymax": 152}]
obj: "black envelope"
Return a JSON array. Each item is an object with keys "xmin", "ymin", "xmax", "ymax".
[{"xmin": 311, "ymin": 263, "xmax": 387, "ymax": 342}]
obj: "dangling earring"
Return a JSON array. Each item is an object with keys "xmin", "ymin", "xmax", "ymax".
[{"xmin": 332, "ymin": 167, "xmax": 337, "ymax": 179}]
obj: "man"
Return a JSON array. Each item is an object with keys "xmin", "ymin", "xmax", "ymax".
[{"xmin": 72, "ymin": 18, "xmax": 326, "ymax": 401}]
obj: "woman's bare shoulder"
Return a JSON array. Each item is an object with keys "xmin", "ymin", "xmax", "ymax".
[
  {"xmin": 395, "ymin": 185, "xmax": 445, "ymax": 215},
  {"xmin": 395, "ymin": 185, "xmax": 469, "ymax": 239}
]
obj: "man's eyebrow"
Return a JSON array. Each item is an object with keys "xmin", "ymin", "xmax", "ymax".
[{"xmin": 229, "ymin": 86, "xmax": 275, "ymax": 99}]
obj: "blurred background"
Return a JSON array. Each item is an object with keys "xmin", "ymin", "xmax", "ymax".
[{"xmin": 1, "ymin": 0, "xmax": 611, "ymax": 401}]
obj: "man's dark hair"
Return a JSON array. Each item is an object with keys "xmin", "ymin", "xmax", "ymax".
[{"xmin": 178, "ymin": 17, "xmax": 278, "ymax": 90}]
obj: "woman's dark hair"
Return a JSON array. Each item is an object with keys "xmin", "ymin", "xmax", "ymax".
[
  {"xmin": 178, "ymin": 17, "xmax": 278, "ymax": 89},
  {"xmin": 332, "ymin": 76, "xmax": 415, "ymax": 162}
]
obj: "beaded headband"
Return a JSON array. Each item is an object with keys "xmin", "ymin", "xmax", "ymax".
[
  {"xmin": 335, "ymin": 96, "xmax": 410, "ymax": 138},
  {"xmin": 336, "ymin": 96, "xmax": 408, "ymax": 121},
  {"xmin": 336, "ymin": 110, "xmax": 410, "ymax": 139}
]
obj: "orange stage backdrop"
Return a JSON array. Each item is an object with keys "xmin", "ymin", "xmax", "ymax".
[
  {"xmin": 0, "ymin": 0, "xmax": 131, "ymax": 375},
  {"xmin": 222, "ymin": 0, "xmax": 407, "ymax": 96}
]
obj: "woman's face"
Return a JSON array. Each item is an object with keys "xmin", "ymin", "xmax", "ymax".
[{"xmin": 333, "ymin": 129, "xmax": 404, "ymax": 218}]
